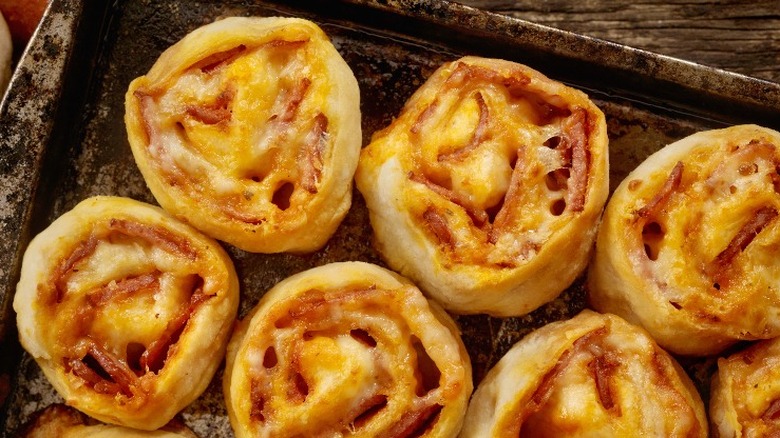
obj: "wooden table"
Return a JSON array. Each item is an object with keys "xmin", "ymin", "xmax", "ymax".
[{"xmin": 459, "ymin": 0, "xmax": 780, "ymax": 84}]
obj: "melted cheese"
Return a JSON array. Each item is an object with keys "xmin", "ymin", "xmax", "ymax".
[
  {"xmin": 125, "ymin": 17, "xmax": 361, "ymax": 253},
  {"xmin": 461, "ymin": 311, "xmax": 707, "ymax": 437},
  {"xmin": 356, "ymin": 56, "xmax": 609, "ymax": 316},
  {"xmin": 14, "ymin": 196, "xmax": 239, "ymax": 430},
  {"xmin": 223, "ymin": 262, "xmax": 472, "ymax": 438},
  {"xmin": 589, "ymin": 124, "xmax": 780, "ymax": 355},
  {"xmin": 711, "ymin": 337, "xmax": 780, "ymax": 437}
]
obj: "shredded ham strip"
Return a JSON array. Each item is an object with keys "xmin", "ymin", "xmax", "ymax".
[
  {"xmin": 489, "ymin": 147, "xmax": 526, "ymax": 244},
  {"xmin": 378, "ymin": 403, "xmax": 443, "ymax": 438},
  {"xmin": 710, "ymin": 206, "xmax": 778, "ymax": 287},
  {"xmin": 560, "ymin": 108, "xmax": 590, "ymax": 212},
  {"xmin": 191, "ymin": 45, "xmax": 247, "ymax": 73},
  {"xmin": 86, "ymin": 272, "xmax": 159, "ymax": 306},
  {"xmin": 299, "ymin": 113, "xmax": 328, "ymax": 194},
  {"xmin": 350, "ymin": 394, "xmax": 389, "ymax": 429},
  {"xmin": 282, "ymin": 287, "xmax": 377, "ymax": 323},
  {"xmin": 513, "ymin": 346, "xmax": 574, "ymax": 435},
  {"xmin": 763, "ymin": 399, "xmax": 780, "ymax": 421},
  {"xmin": 409, "ymin": 172, "xmax": 489, "ymax": 227},
  {"xmin": 422, "ymin": 207, "xmax": 455, "ymax": 249},
  {"xmin": 51, "ymin": 236, "xmax": 98, "ymax": 304},
  {"xmin": 410, "ymin": 99, "xmax": 439, "ymax": 135},
  {"xmin": 68, "ymin": 341, "xmax": 139, "ymax": 397},
  {"xmin": 108, "ymin": 218, "xmax": 197, "ymax": 260},
  {"xmin": 437, "ymin": 92, "xmax": 490, "ymax": 162},
  {"xmin": 636, "ymin": 161, "xmax": 684, "ymax": 220},
  {"xmin": 186, "ymin": 88, "xmax": 234, "ymax": 125},
  {"xmin": 589, "ymin": 351, "xmax": 621, "ymax": 413},
  {"xmin": 274, "ymin": 78, "xmax": 310, "ymax": 126},
  {"xmin": 140, "ymin": 288, "xmax": 210, "ymax": 373}
]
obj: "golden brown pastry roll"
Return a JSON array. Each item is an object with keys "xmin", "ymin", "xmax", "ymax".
[
  {"xmin": 20, "ymin": 404, "xmax": 198, "ymax": 437},
  {"xmin": 125, "ymin": 17, "xmax": 361, "ymax": 253},
  {"xmin": 460, "ymin": 310, "xmax": 707, "ymax": 437},
  {"xmin": 355, "ymin": 56, "xmax": 609, "ymax": 316},
  {"xmin": 710, "ymin": 338, "xmax": 780, "ymax": 437},
  {"xmin": 223, "ymin": 262, "xmax": 472, "ymax": 438},
  {"xmin": 589, "ymin": 124, "xmax": 780, "ymax": 356},
  {"xmin": 13, "ymin": 196, "xmax": 239, "ymax": 430}
]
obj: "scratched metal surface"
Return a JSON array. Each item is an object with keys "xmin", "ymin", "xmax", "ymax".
[{"xmin": 1, "ymin": 0, "xmax": 779, "ymax": 436}]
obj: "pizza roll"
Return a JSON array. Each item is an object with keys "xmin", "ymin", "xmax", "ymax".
[
  {"xmin": 223, "ymin": 262, "xmax": 472, "ymax": 438},
  {"xmin": 589, "ymin": 124, "xmax": 780, "ymax": 356},
  {"xmin": 460, "ymin": 310, "xmax": 707, "ymax": 437},
  {"xmin": 13, "ymin": 196, "xmax": 239, "ymax": 430},
  {"xmin": 125, "ymin": 17, "xmax": 361, "ymax": 253},
  {"xmin": 19, "ymin": 404, "xmax": 198, "ymax": 438},
  {"xmin": 710, "ymin": 338, "xmax": 780, "ymax": 438},
  {"xmin": 355, "ymin": 56, "xmax": 609, "ymax": 316}
]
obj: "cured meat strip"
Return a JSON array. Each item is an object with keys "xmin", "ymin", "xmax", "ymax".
[
  {"xmin": 300, "ymin": 113, "xmax": 328, "ymax": 194},
  {"xmin": 636, "ymin": 161, "xmax": 684, "ymax": 219},
  {"xmin": 409, "ymin": 172, "xmax": 489, "ymax": 227},
  {"xmin": 108, "ymin": 218, "xmax": 197, "ymax": 260},
  {"xmin": 86, "ymin": 273, "xmax": 159, "ymax": 306},
  {"xmin": 561, "ymin": 108, "xmax": 590, "ymax": 212},
  {"xmin": 185, "ymin": 89, "xmax": 234, "ymax": 125},
  {"xmin": 140, "ymin": 287, "xmax": 211, "ymax": 373},
  {"xmin": 68, "ymin": 341, "xmax": 139, "ymax": 397},
  {"xmin": 422, "ymin": 207, "xmax": 455, "ymax": 249},
  {"xmin": 710, "ymin": 206, "xmax": 778, "ymax": 287},
  {"xmin": 437, "ymin": 92, "xmax": 490, "ymax": 162},
  {"xmin": 191, "ymin": 45, "xmax": 247, "ymax": 73},
  {"xmin": 378, "ymin": 404, "xmax": 443, "ymax": 438},
  {"xmin": 51, "ymin": 236, "xmax": 98, "ymax": 304}
]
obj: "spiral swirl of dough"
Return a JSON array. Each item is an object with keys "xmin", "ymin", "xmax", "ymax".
[
  {"xmin": 356, "ymin": 56, "xmax": 609, "ymax": 316},
  {"xmin": 13, "ymin": 196, "xmax": 239, "ymax": 430},
  {"xmin": 460, "ymin": 310, "xmax": 707, "ymax": 437},
  {"xmin": 711, "ymin": 337, "xmax": 780, "ymax": 437},
  {"xmin": 223, "ymin": 262, "xmax": 472, "ymax": 438},
  {"xmin": 589, "ymin": 125, "xmax": 780, "ymax": 355},
  {"xmin": 19, "ymin": 404, "xmax": 198, "ymax": 438},
  {"xmin": 125, "ymin": 17, "xmax": 361, "ymax": 253}
]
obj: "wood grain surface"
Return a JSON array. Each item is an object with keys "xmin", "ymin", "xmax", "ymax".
[{"xmin": 458, "ymin": 0, "xmax": 780, "ymax": 84}]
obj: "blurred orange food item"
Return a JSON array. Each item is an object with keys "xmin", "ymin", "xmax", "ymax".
[{"xmin": 0, "ymin": 0, "xmax": 49, "ymax": 47}]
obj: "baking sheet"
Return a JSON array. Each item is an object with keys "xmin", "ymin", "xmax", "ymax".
[{"xmin": 2, "ymin": 0, "xmax": 780, "ymax": 435}]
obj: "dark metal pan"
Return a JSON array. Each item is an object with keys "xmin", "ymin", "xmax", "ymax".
[{"xmin": 1, "ymin": 0, "xmax": 778, "ymax": 435}]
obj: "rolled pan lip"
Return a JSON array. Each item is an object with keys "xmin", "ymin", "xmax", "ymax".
[
  {"xmin": 0, "ymin": 0, "xmax": 89, "ymax": 348},
  {"xmin": 342, "ymin": 0, "xmax": 780, "ymax": 129}
]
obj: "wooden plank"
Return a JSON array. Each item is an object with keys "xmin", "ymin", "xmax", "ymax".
[{"xmin": 458, "ymin": 0, "xmax": 780, "ymax": 83}]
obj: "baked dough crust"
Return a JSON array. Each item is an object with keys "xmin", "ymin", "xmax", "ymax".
[
  {"xmin": 125, "ymin": 17, "xmax": 361, "ymax": 253},
  {"xmin": 19, "ymin": 404, "xmax": 198, "ymax": 437},
  {"xmin": 588, "ymin": 124, "xmax": 780, "ymax": 355},
  {"xmin": 13, "ymin": 196, "xmax": 239, "ymax": 430},
  {"xmin": 355, "ymin": 56, "xmax": 609, "ymax": 316},
  {"xmin": 460, "ymin": 310, "xmax": 707, "ymax": 437},
  {"xmin": 710, "ymin": 338, "xmax": 780, "ymax": 437},
  {"xmin": 223, "ymin": 262, "xmax": 472, "ymax": 438}
]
